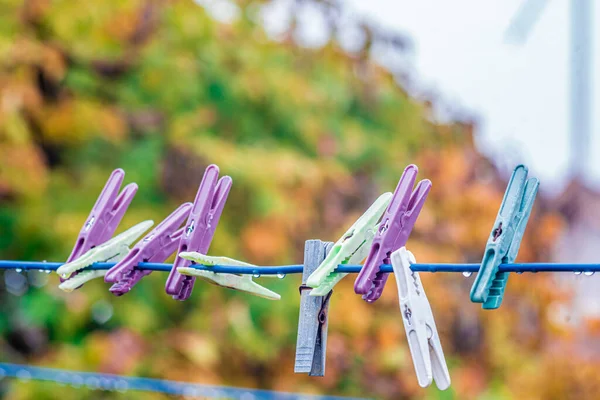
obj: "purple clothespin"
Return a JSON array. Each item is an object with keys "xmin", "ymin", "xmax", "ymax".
[
  {"xmin": 63, "ymin": 169, "xmax": 137, "ymax": 285},
  {"xmin": 104, "ymin": 202, "xmax": 193, "ymax": 296},
  {"xmin": 165, "ymin": 164, "xmax": 232, "ymax": 301},
  {"xmin": 354, "ymin": 164, "xmax": 431, "ymax": 303},
  {"xmin": 67, "ymin": 169, "xmax": 138, "ymax": 262}
]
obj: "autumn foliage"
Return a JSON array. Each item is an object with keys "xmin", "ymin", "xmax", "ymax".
[{"xmin": 0, "ymin": 0, "xmax": 594, "ymax": 399}]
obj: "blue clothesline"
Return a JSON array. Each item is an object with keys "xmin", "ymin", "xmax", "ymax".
[
  {"xmin": 1, "ymin": 260, "xmax": 600, "ymax": 274},
  {"xmin": 0, "ymin": 363, "xmax": 368, "ymax": 399}
]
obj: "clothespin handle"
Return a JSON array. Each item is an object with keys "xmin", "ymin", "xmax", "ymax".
[
  {"xmin": 104, "ymin": 203, "xmax": 192, "ymax": 295},
  {"xmin": 67, "ymin": 169, "xmax": 138, "ymax": 262},
  {"xmin": 354, "ymin": 165, "xmax": 431, "ymax": 302},
  {"xmin": 165, "ymin": 164, "xmax": 232, "ymax": 300}
]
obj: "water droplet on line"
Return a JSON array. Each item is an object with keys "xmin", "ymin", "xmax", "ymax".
[
  {"xmin": 16, "ymin": 369, "xmax": 31, "ymax": 381},
  {"xmin": 252, "ymin": 271, "xmax": 260, "ymax": 278},
  {"xmin": 277, "ymin": 273, "xmax": 285, "ymax": 279},
  {"xmin": 462, "ymin": 271, "xmax": 472, "ymax": 277},
  {"xmin": 574, "ymin": 271, "xmax": 582, "ymax": 276},
  {"xmin": 15, "ymin": 268, "xmax": 22, "ymax": 273},
  {"xmin": 584, "ymin": 271, "xmax": 595, "ymax": 276}
]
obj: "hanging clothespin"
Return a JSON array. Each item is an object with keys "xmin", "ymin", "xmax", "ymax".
[
  {"xmin": 62, "ymin": 169, "xmax": 138, "ymax": 286},
  {"xmin": 104, "ymin": 203, "xmax": 193, "ymax": 296},
  {"xmin": 391, "ymin": 247, "xmax": 450, "ymax": 390},
  {"xmin": 165, "ymin": 164, "xmax": 232, "ymax": 301},
  {"xmin": 470, "ymin": 164, "xmax": 539, "ymax": 309},
  {"xmin": 305, "ymin": 193, "xmax": 392, "ymax": 296},
  {"xmin": 176, "ymin": 253, "xmax": 281, "ymax": 300},
  {"xmin": 295, "ymin": 240, "xmax": 333, "ymax": 376},
  {"xmin": 57, "ymin": 221, "xmax": 154, "ymax": 291},
  {"xmin": 354, "ymin": 165, "xmax": 431, "ymax": 303}
]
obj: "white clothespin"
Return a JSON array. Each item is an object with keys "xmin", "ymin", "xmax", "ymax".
[
  {"xmin": 391, "ymin": 247, "xmax": 450, "ymax": 390},
  {"xmin": 57, "ymin": 221, "xmax": 154, "ymax": 292},
  {"xmin": 177, "ymin": 252, "xmax": 281, "ymax": 300}
]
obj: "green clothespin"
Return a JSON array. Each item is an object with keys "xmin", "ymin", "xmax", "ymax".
[
  {"xmin": 57, "ymin": 220, "xmax": 154, "ymax": 292},
  {"xmin": 306, "ymin": 192, "xmax": 392, "ymax": 296},
  {"xmin": 177, "ymin": 253, "xmax": 281, "ymax": 300},
  {"xmin": 470, "ymin": 165, "xmax": 539, "ymax": 309}
]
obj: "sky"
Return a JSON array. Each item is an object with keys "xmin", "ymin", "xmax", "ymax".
[
  {"xmin": 202, "ymin": 0, "xmax": 600, "ymax": 193},
  {"xmin": 342, "ymin": 0, "xmax": 600, "ymax": 194}
]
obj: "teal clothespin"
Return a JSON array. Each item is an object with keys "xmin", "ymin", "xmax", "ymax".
[
  {"xmin": 306, "ymin": 192, "xmax": 392, "ymax": 296},
  {"xmin": 56, "ymin": 221, "xmax": 154, "ymax": 292},
  {"xmin": 177, "ymin": 253, "xmax": 281, "ymax": 300},
  {"xmin": 470, "ymin": 165, "xmax": 539, "ymax": 309}
]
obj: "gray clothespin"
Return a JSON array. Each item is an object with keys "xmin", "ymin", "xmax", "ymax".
[{"xmin": 294, "ymin": 239, "xmax": 333, "ymax": 376}]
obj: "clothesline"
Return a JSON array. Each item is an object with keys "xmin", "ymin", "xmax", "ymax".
[
  {"xmin": 0, "ymin": 363, "xmax": 368, "ymax": 400},
  {"xmin": 1, "ymin": 260, "xmax": 600, "ymax": 274}
]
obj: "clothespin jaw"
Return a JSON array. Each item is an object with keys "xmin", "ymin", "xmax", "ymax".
[
  {"xmin": 66, "ymin": 169, "xmax": 138, "ymax": 263},
  {"xmin": 470, "ymin": 165, "xmax": 539, "ymax": 309},
  {"xmin": 391, "ymin": 247, "xmax": 450, "ymax": 390},
  {"xmin": 57, "ymin": 220, "xmax": 154, "ymax": 292},
  {"xmin": 354, "ymin": 164, "xmax": 431, "ymax": 303},
  {"xmin": 295, "ymin": 240, "xmax": 334, "ymax": 376},
  {"xmin": 104, "ymin": 203, "xmax": 193, "ymax": 296},
  {"xmin": 165, "ymin": 164, "xmax": 232, "ymax": 301},
  {"xmin": 306, "ymin": 192, "xmax": 392, "ymax": 296},
  {"xmin": 177, "ymin": 253, "xmax": 280, "ymax": 300}
]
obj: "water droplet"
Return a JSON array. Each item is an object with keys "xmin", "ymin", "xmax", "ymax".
[
  {"xmin": 277, "ymin": 273, "xmax": 286, "ymax": 279},
  {"xmin": 70, "ymin": 375, "xmax": 83, "ymax": 388},
  {"xmin": 29, "ymin": 270, "xmax": 49, "ymax": 288},
  {"xmin": 252, "ymin": 271, "xmax": 260, "ymax": 278},
  {"xmin": 462, "ymin": 271, "xmax": 472, "ymax": 277},
  {"xmin": 115, "ymin": 379, "xmax": 128, "ymax": 392},
  {"xmin": 584, "ymin": 271, "xmax": 595, "ymax": 276},
  {"xmin": 240, "ymin": 392, "xmax": 257, "ymax": 400},
  {"xmin": 5, "ymin": 270, "xmax": 28, "ymax": 296},
  {"xmin": 44, "ymin": 270, "xmax": 51, "ymax": 274},
  {"xmin": 15, "ymin": 268, "xmax": 22, "ymax": 273},
  {"xmin": 92, "ymin": 300, "xmax": 113, "ymax": 324},
  {"xmin": 85, "ymin": 377, "xmax": 100, "ymax": 390},
  {"xmin": 516, "ymin": 271, "xmax": 523, "ymax": 274},
  {"xmin": 574, "ymin": 271, "xmax": 582, "ymax": 276},
  {"xmin": 16, "ymin": 369, "xmax": 31, "ymax": 381}
]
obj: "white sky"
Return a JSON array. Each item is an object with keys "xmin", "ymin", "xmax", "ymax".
[{"xmin": 341, "ymin": 0, "xmax": 600, "ymax": 193}]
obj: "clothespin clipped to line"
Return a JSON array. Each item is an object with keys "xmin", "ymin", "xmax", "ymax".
[
  {"xmin": 470, "ymin": 165, "xmax": 539, "ymax": 309},
  {"xmin": 305, "ymin": 192, "xmax": 392, "ymax": 296},
  {"xmin": 295, "ymin": 240, "xmax": 334, "ymax": 376},
  {"xmin": 177, "ymin": 253, "xmax": 281, "ymax": 300},
  {"xmin": 166, "ymin": 164, "xmax": 232, "ymax": 301},
  {"xmin": 58, "ymin": 169, "xmax": 150, "ymax": 291},
  {"xmin": 392, "ymin": 247, "xmax": 450, "ymax": 390},
  {"xmin": 355, "ymin": 164, "xmax": 431, "ymax": 303},
  {"xmin": 60, "ymin": 169, "xmax": 138, "ymax": 288},
  {"xmin": 57, "ymin": 221, "xmax": 153, "ymax": 291},
  {"xmin": 104, "ymin": 203, "xmax": 192, "ymax": 296}
]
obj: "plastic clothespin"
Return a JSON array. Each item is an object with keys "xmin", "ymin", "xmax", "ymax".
[
  {"xmin": 104, "ymin": 203, "xmax": 193, "ymax": 296},
  {"xmin": 57, "ymin": 221, "xmax": 154, "ymax": 292},
  {"xmin": 305, "ymin": 193, "xmax": 392, "ymax": 296},
  {"xmin": 354, "ymin": 164, "xmax": 431, "ymax": 303},
  {"xmin": 391, "ymin": 247, "xmax": 450, "ymax": 390},
  {"xmin": 62, "ymin": 169, "xmax": 138, "ymax": 286},
  {"xmin": 177, "ymin": 253, "xmax": 281, "ymax": 300},
  {"xmin": 295, "ymin": 240, "xmax": 333, "ymax": 376},
  {"xmin": 165, "ymin": 164, "xmax": 233, "ymax": 301},
  {"xmin": 470, "ymin": 164, "xmax": 539, "ymax": 309}
]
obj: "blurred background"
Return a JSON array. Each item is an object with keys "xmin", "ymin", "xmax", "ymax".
[{"xmin": 1, "ymin": 0, "xmax": 599, "ymax": 398}]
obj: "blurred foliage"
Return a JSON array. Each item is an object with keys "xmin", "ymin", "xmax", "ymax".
[{"xmin": 0, "ymin": 0, "xmax": 593, "ymax": 399}]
